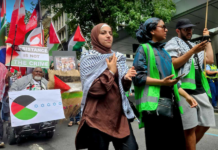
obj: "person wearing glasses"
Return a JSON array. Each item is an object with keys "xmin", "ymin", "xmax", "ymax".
[
  {"xmin": 133, "ymin": 17, "xmax": 197, "ymax": 150},
  {"xmin": 165, "ymin": 18, "xmax": 216, "ymax": 150},
  {"xmin": 9, "ymin": 67, "xmax": 52, "ymax": 130},
  {"xmin": 10, "ymin": 67, "xmax": 47, "ymax": 91}
]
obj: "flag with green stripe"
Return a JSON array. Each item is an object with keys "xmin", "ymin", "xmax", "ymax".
[
  {"xmin": 68, "ymin": 26, "xmax": 85, "ymax": 51},
  {"xmin": 47, "ymin": 37, "xmax": 60, "ymax": 56}
]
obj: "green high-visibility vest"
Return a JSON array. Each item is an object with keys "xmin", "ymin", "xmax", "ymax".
[
  {"xmin": 210, "ymin": 65, "xmax": 217, "ymax": 71},
  {"xmin": 178, "ymin": 60, "xmax": 212, "ymax": 98},
  {"xmin": 134, "ymin": 43, "xmax": 184, "ymax": 129},
  {"xmin": 203, "ymin": 64, "xmax": 218, "ymax": 79}
]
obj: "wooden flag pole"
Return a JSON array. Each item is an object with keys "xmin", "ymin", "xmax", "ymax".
[{"xmin": 204, "ymin": 0, "xmax": 209, "ymax": 75}]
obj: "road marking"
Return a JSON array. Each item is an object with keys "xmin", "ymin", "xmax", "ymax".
[
  {"xmin": 30, "ymin": 144, "xmax": 44, "ymax": 150},
  {"xmin": 205, "ymin": 133, "xmax": 218, "ymax": 137}
]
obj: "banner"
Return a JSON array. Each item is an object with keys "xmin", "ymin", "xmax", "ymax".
[
  {"xmin": 9, "ymin": 89, "xmax": 65, "ymax": 127},
  {"xmin": 47, "ymin": 69, "xmax": 82, "ymax": 93},
  {"xmin": 47, "ymin": 69, "xmax": 82, "ymax": 119},
  {"xmin": 6, "ymin": 45, "xmax": 49, "ymax": 68}
]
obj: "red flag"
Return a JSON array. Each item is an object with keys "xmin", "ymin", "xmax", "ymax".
[
  {"xmin": 26, "ymin": 1, "xmax": 40, "ymax": 33},
  {"xmin": 49, "ymin": 22, "xmax": 60, "ymax": 44},
  {"xmin": 6, "ymin": 0, "xmax": 26, "ymax": 45}
]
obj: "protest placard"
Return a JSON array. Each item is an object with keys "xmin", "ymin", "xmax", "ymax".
[
  {"xmin": 9, "ymin": 89, "xmax": 65, "ymax": 127},
  {"xmin": 6, "ymin": 45, "xmax": 49, "ymax": 68}
]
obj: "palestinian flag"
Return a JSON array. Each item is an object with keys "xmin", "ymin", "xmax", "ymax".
[
  {"xmin": 54, "ymin": 75, "xmax": 71, "ymax": 93},
  {"xmin": 47, "ymin": 22, "xmax": 60, "ymax": 55},
  {"xmin": 68, "ymin": 26, "xmax": 85, "ymax": 51},
  {"xmin": 49, "ymin": 21, "xmax": 60, "ymax": 44},
  {"xmin": 47, "ymin": 37, "xmax": 59, "ymax": 56}
]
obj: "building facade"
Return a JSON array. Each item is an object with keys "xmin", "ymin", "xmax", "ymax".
[{"xmin": 42, "ymin": 4, "xmax": 69, "ymax": 49}]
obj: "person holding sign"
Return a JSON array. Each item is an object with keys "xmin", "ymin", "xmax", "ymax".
[
  {"xmin": 165, "ymin": 18, "xmax": 216, "ymax": 150},
  {"xmin": 10, "ymin": 67, "xmax": 47, "ymax": 91},
  {"xmin": 9, "ymin": 67, "xmax": 52, "ymax": 130}
]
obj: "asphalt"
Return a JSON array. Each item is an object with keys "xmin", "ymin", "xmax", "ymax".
[
  {"xmin": 1, "ymin": 113, "xmax": 218, "ymax": 150},
  {"xmin": 1, "ymin": 95, "xmax": 218, "ymax": 150}
]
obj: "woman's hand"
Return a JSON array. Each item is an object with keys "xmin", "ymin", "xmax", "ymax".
[
  {"xmin": 161, "ymin": 75, "xmax": 179, "ymax": 86},
  {"xmin": 106, "ymin": 53, "xmax": 117, "ymax": 74},
  {"xmin": 185, "ymin": 95, "xmax": 198, "ymax": 108},
  {"xmin": 124, "ymin": 66, "xmax": 137, "ymax": 81}
]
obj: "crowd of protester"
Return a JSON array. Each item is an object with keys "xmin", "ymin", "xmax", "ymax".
[{"xmin": 0, "ymin": 17, "xmax": 217, "ymax": 150}]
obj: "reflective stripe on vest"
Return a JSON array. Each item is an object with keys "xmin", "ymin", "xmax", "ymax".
[
  {"xmin": 179, "ymin": 59, "xmax": 212, "ymax": 98},
  {"xmin": 134, "ymin": 43, "xmax": 183, "ymax": 129},
  {"xmin": 180, "ymin": 60, "xmax": 196, "ymax": 90}
]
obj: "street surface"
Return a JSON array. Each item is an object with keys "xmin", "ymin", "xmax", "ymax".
[{"xmin": 2, "ymin": 113, "xmax": 218, "ymax": 150}]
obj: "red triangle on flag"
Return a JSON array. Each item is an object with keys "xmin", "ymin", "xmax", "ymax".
[
  {"xmin": 49, "ymin": 22, "xmax": 60, "ymax": 44},
  {"xmin": 54, "ymin": 75, "xmax": 71, "ymax": 93},
  {"xmin": 73, "ymin": 26, "xmax": 85, "ymax": 42}
]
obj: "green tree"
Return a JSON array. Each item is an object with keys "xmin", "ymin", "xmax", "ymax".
[
  {"xmin": 42, "ymin": 0, "xmax": 176, "ymax": 59},
  {"xmin": 6, "ymin": 22, "xmax": 10, "ymax": 35},
  {"xmin": 41, "ymin": 0, "xmax": 176, "ymax": 38}
]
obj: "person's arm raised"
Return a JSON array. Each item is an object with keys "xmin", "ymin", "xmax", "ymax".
[
  {"xmin": 203, "ymin": 28, "xmax": 214, "ymax": 64},
  {"xmin": 172, "ymin": 41, "xmax": 208, "ymax": 69}
]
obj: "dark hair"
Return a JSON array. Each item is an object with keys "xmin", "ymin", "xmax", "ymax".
[{"xmin": 136, "ymin": 18, "xmax": 162, "ymax": 43}]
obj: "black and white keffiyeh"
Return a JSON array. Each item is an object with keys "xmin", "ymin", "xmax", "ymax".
[
  {"xmin": 80, "ymin": 50, "xmax": 135, "ymax": 119},
  {"xmin": 165, "ymin": 37, "xmax": 204, "ymax": 77}
]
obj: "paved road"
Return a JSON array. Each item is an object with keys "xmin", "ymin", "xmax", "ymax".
[{"xmin": 2, "ymin": 113, "xmax": 218, "ymax": 150}]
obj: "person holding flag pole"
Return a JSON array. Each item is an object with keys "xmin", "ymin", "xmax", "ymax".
[{"xmin": 165, "ymin": 1, "xmax": 216, "ymax": 150}]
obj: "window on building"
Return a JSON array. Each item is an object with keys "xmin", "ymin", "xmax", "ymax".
[{"xmin": 126, "ymin": 54, "xmax": 130, "ymax": 58}]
